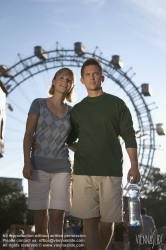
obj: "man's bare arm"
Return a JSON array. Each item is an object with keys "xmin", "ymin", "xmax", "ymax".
[{"xmin": 126, "ymin": 148, "xmax": 140, "ymax": 183}]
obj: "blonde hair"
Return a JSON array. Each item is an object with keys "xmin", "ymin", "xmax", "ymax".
[{"xmin": 48, "ymin": 68, "xmax": 75, "ymax": 102}]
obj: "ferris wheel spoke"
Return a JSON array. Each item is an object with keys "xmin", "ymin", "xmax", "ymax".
[{"xmin": 0, "ymin": 43, "xmax": 156, "ymax": 188}]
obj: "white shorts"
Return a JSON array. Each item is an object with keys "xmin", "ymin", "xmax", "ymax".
[
  {"xmin": 28, "ymin": 170, "xmax": 72, "ymax": 211},
  {"xmin": 70, "ymin": 175, "xmax": 123, "ymax": 222}
]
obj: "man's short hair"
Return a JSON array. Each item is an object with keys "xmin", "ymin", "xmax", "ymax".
[
  {"xmin": 81, "ymin": 58, "xmax": 104, "ymax": 77},
  {"xmin": 141, "ymin": 208, "xmax": 147, "ymax": 215}
]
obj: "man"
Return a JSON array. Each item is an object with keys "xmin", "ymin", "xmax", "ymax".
[
  {"xmin": 140, "ymin": 208, "xmax": 158, "ymax": 250},
  {"xmin": 67, "ymin": 58, "xmax": 140, "ymax": 250}
]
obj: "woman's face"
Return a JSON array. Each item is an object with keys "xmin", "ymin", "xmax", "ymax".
[{"xmin": 52, "ymin": 73, "xmax": 74, "ymax": 94}]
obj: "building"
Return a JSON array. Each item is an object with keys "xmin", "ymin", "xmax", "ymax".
[
  {"xmin": 0, "ymin": 80, "xmax": 8, "ymax": 157},
  {"xmin": 0, "ymin": 177, "xmax": 23, "ymax": 191}
]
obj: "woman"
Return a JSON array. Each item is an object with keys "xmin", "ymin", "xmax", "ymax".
[{"xmin": 23, "ymin": 68, "xmax": 75, "ymax": 249}]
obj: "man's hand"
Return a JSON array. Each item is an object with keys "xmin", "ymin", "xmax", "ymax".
[
  {"xmin": 127, "ymin": 167, "xmax": 140, "ymax": 183},
  {"xmin": 31, "ymin": 136, "xmax": 39, "ymax": 153},
  {"xmin": 23, "ymin": 163, "xmax": 33, "ymax": 180},
  {"xmin": 68, "ymin": 142, "xmax": 77, "ymax": 152},
  {"xmin": 126, "ymin": 148, "xmax": 140, "ymax": 183}
]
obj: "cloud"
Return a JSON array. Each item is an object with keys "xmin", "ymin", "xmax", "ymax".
[
  {"xmin": 33, "ymin": 0, "xmax": 63, "ymax": 2},
  {"xmin": 128, "ymin": 0, "xmax": 166, "ymax": 21},
  {"xmin": 29, "ymin": 0, "xmax": 107, "ymax": 4},
  {"xmin": 127, "ymin": 0, "xmax": 166, "ymax": 53},
  {"xmin": 82, "ymin": 0, "xmax": 107, "ymax": 5}
]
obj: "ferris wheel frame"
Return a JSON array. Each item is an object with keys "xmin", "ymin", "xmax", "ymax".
[{"xmin": 0, "ymin": 43, "xmax": 156, "ymax": 188}]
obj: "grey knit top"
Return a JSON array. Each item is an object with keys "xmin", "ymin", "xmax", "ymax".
[{"xmin": 29, "ymin": 98, "xmax": 72, "ymax": 173}]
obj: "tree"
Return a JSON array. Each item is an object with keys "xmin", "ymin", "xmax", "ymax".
[
  {"xmin": 140, "ymin": 169, "xmax": 166, "ymax": 228},
  {"xmin": 0, "ymin": 180, "xmax": 34, "ymax": 236}
]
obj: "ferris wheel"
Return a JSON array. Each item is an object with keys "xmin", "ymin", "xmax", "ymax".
[{"xmin": 0, "ymin": 42, "xmax": 163, "ymax": 191}]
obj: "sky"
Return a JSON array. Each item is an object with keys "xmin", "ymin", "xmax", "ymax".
[{"xmin": 0, "ymin": 0, "xmax": 166, "ymax": 195}]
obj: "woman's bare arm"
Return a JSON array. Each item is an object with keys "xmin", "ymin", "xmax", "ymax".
[{"xmin": 23, "ymin": 114, "xmax": 38, "ymax": 180}]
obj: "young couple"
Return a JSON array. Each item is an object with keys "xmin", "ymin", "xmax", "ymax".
[{"xmin": 23, "ymin": 58, "xmax": 140, "ymax": 250}]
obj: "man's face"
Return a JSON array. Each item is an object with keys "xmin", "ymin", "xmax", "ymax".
[{"xmin": 80, "ymin": 65, "xmax": 103, "ymax": 91}]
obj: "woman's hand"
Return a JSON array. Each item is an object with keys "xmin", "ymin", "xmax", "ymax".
[{"xmin": 23, "ymin": 163, "xmax": 33, "ymax": 180}]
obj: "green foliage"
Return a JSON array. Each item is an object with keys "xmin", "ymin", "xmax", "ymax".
[
  {"xmin": 140, "ymin": 169, "xmax": 166, "ymax": 228},
  {"xmin": 141, "ymin": 170, "xmax": 166, "ymax": 200},
  {"xmin": 0, "ymin": 180, "xmax": 34, "ymax": 235}
]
